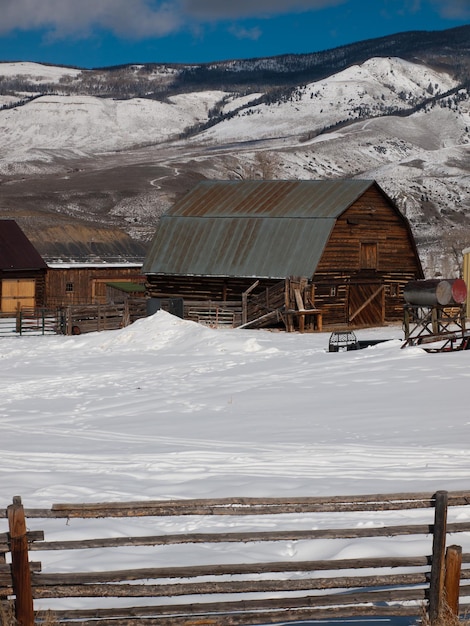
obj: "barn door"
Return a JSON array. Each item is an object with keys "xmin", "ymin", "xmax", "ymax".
[
  {"xmin": 348, "ymin": 283, "xmax": 384, "ymax": 326},
  {"xmin": 1, "ymin": 279, "xmax": 36, "ymax": 313}
]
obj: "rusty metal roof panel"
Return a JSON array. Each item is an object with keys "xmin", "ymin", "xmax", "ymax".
[
  {"xmin": 143, "ymin": 216, "xmax": 336, "ymax": 278},
  {"xmin": 0, "ymin": 220, "xmax": 47, "ymax": 270},
  {"xmin": 169, "ymin": 179, "xmax": 374, "ymax": 219},
  {"xmin": 143, "ymin": 180, "xmax": 377, "ymax": 278}
]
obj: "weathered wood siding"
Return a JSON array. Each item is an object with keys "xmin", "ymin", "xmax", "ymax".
[
  {"xmin": 46, "ymin": 267, "xmax": 145, "ymax": 307},
  {"xmin": 146, "ymin": 275, "xmax": 277, "ymax": 302},
  {"xmin": 312, "ymin": 187, "xmax": 422, "ymax": 326}
]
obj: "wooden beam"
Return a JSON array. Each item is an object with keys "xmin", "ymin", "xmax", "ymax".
[
  {"xmin": 349, "ymin": 285, "xmax": 384, "ymax": 322},
  {"xmin": 7, "ymin": 496, "xmax": 34, "ymax": 626}
]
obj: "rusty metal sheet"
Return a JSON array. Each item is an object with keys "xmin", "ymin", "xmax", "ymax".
[
  {"xmin": 0, "ymin": 220, "xmax": 47, "ymax": 271},
  {"xmin": 170, "ymin": 180, "xmax": 374, "ymax": 218},
  {"xmin": 143, "ymin": 216, "xmax": 337, "ymax": 278},
  {"xmin": 143, "ymin": 180, "xmax": 375, "ymax": 278}
]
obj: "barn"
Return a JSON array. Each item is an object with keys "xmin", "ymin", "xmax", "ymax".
[
  {"xmin": 0, "ymin": 220, "xmax": 47, "ymax": 313},
  {"xmin": 143, "ymin": 180, "xmax": 424, "ymax": 329}
]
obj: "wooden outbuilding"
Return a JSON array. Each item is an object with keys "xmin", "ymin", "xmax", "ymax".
[
  {"xmin": 0, "ymin": 220, "xmax": 47, "ymax": 313},
  {"xmin": 143, "ymin": 180, "xmax": 424, "ymax": 329},
  {"xmin": 45, "ymin": 263, "xmax": 145, "ymax": 308}
]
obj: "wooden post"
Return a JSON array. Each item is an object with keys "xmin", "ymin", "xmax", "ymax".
[
  {"xmin": 7, "ymin": 496, "xmax": 34, "ymax": 626},
  {"xmin": 67, "ymin": 305, "xmax": 72, "ymax": 336},
  {"xmin": 403, "ymin": 305, "xmax": 410, "ymax": 340},
  {"xmin": 429, "ymin": 490, "xmax": 448, "ymax": 625},
  {"xmin": 444, "ymin": 544, "xmax": 462, "ymax": 618}
]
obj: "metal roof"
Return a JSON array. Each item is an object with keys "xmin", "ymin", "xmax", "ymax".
[
  {"xmin": 0, "ymin": 220, "xmax": 47, "ymax": 271},
  {"xmin": 169, "ymin": 179, "xmax": 374, "ymax": 218},
  {"xmin": 143, "ymin": 180, "xmax": 376, "ymax": 279}
]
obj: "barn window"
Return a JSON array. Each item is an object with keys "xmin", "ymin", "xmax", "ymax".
[
  {"xmin": 65, "ymin": 282, "xmax": 74, "ymax": 293},
  {"xmin": 329, "ymin": 286, "xmax": 337, "ymax": 297},
  {"xmin": 360, "ymin": 242, "xmax": 378, "ymax": 269}
]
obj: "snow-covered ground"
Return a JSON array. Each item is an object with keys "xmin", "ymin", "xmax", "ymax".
[{"xmin": 1, "ymin": 311, "xmax": 470, "ymax": 623}]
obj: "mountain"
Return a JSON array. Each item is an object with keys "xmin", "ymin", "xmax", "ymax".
[{"xmin": 0, "ymin": 25, "xmax": 470, "ymax": 274}]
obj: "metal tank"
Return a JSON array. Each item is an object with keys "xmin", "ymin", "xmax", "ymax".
[{"xmin": 403, "ymin": 279, "xmax": 467, "ymax": 307}]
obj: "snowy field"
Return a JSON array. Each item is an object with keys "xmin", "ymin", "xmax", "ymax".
[{"xmin": 1, "ymin": 310, "xmax": 470, "ymax": 624}]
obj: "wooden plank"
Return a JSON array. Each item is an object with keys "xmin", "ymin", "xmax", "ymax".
[
  {"xmin": 349, "ymin": 284, "xmax": 384, "ymax": 322},
  {"xmin": 28, "ymin": 521, "xmax": 446, "ymax": 551},
  {"xmin": 39, "ymin": 587, "xmax": 427, "ymax": 620},
  {"xmin": 32, "ymin": 572, "xmax": 429, "ymax": 598},
  {"xmin": 14, "ymin": 489, "xmax": 468, "ymax": 518},
  {"xmin": 32, "ymin": 555, "xmax": 431, "ymax": 585},
  {"xmin": 16, "ymin": 489, "xmax": 470, "ymax": 519},
  {"xmin": 41, "ymin": 604, "xmax": 422, "ymax": 626}
]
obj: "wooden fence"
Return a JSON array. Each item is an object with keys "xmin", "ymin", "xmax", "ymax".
[
  {"xmin": 1, "ymin": 491, "xmax": 470, "ymax": 626},
  {"xmin": 62, "ymin": 300, "xmax": 148, "ymax": 335},
  {"xmin": 0, "ymin": 301, "xmax": 148, "ymax": 337}
]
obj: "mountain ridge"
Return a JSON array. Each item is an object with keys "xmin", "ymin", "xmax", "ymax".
[{"xmin": 0, "ymin": 24, "xmax": 469, "ymax": 275}]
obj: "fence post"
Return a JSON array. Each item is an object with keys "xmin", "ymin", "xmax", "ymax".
[
  {"xmin": 444, "ymin": 544, "xmax": 462, "ymax": 618},
  {"xmin": 429, "ymin": 490, "xmax": 448, "ymax": 625},
  {"xmin": 7, "ymin": 496, "xmax": 34, "ymax": 626}
]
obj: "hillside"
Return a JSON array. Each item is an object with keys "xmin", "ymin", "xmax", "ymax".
[{"xmin": 0, "ymin": 25, "xmax": 470, "ymax": 273}]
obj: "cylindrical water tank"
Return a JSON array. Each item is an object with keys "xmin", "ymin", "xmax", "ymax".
[{"xmin": 403, "ymin": 279, "xmax": 467, "ymax": 306}]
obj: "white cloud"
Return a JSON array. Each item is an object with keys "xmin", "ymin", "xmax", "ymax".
[
  {"xmin": 0, "ymin": 0, "xmax": 182, "ymax": 38},
  {"xmin": 0, "ymin": 0, "xmax": 347, "ymax": 39},
  {"xmin": 228, "ymin": 25, "xmax": 263, "ymax": 41},
  {"xmin": 181, "ymin": 0, "xmax": 347, "ymax": 20},
  {"xmin": 430, "ymin": 0, "xmax": 470, "ymax": 19}
]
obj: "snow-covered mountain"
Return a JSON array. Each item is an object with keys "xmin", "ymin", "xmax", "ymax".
[{"xmin": 1, "ymin": 26, "xmax": 470, "ymax": 274}]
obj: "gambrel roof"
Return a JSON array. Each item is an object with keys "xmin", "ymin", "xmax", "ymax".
[
  {"xmin": 0, "ymin": 220, "xmax": 47, "ymax": 271},
  {"xmin": 143, "ymin": 179, "xmax": 395, "ymax": 279}
]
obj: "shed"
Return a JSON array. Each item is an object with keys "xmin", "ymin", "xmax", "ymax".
[
  {"xmin": 0, "ymin": 220, "xmax": 47, "ymax": 313},
  {"xmin": 45, "ymin": 263, "xmax": 145, "ymax": 307},
  {"xmin": 143, "ymin": 180, "xmax": 423, "ymax": 328}
]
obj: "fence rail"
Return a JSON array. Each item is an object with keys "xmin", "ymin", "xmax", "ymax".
[
  {"xmin": 0, "ymin": 301, "xmax": 148, "ymax": 337},
  {"xmin": 1, "ymin": 491, "xmax": 469, "ymax": 626}
]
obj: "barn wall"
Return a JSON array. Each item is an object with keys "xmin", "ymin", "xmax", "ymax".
[
  {"xmin": 46, "ymin": 267, "xmax": 145, "ymax": 307},
  {"xmin": 312, "ymin": 187, "xmax": 422, "ymax": 325},
  {"xmin": 315, "ymin": 187, "xmax": 422, "ymax": 275},
  {"xmin": 145, "ymin": 275, "xmax": 277, "ymax": 302}
]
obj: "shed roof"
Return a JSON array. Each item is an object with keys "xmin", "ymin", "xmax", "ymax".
[
  {"xmin": 143, "ymin": 179, "xmax": 377, "ymax": 279},
  {"xmin": 0, "ymin": 220, "xmax": 47, "ymax": 271}
]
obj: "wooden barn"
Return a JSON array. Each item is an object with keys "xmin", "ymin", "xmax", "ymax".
[
  {"xmin": 143, "ymin": 180, "xmax": 424, "ymax": 329},
  {"xmin": 45, "ymin": 263, "xmax": 146, "ymax": 308},
  {"xmin": 0, "ymin": 220, "xmax": 47, "ymax": 313}
]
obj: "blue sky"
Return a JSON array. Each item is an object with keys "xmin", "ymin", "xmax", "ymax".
[{"xmin": 0, "ymin": 0, "xmax": 469, "ymax": 69}]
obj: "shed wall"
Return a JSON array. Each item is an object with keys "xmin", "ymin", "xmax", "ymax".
[{"xmin": 46, "ymin": 267, "xmax": 145, "ymax": 307}]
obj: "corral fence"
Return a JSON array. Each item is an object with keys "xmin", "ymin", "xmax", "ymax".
[
  {"xmin": 62, "ymin": 299, "xmax": 147, "ymax": 335},
  {"xmin": 0, "ymin": 300, "xmax": 148, "ymax": 337},
  {"xmin": 1, "ymin": 491, "xmax": 470, "ymax": 626},
  {"xmin": 0, "ymin": 310, "xmax": 60, "ymax": 337}
]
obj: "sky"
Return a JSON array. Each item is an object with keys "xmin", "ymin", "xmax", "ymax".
[{"xmin": 0, "ymin": 0, "xmax": 469, "ymax": 69}]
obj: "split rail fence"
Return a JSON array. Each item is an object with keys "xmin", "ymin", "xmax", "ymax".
[{"xmin": 1, "ymin": 491, "xmax": 470, "ymax": 626}]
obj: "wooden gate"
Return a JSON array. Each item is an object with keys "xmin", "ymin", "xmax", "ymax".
[
  {"xmin": 348, "ymin": 283, "xmax": 384, "ymax": 326},
  {"xmin": 0, "ymin": 279, "xmax": 35, "ymax": 313}
]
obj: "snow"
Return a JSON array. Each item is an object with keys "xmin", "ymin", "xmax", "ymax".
[
  {"xmin": 1, "ymin": 310, "xmax": 470, "ymax": 622},
  {"xmin": 0, "ymin": 92, "xmax": 228, "ymax": 157},
  {"xmin": 0, "ymin": 61, "xmax": 83, "ymax": 81},
  {"xmin": 198, "ymin": 57, "xmax": 458, "ymax": 144}
]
